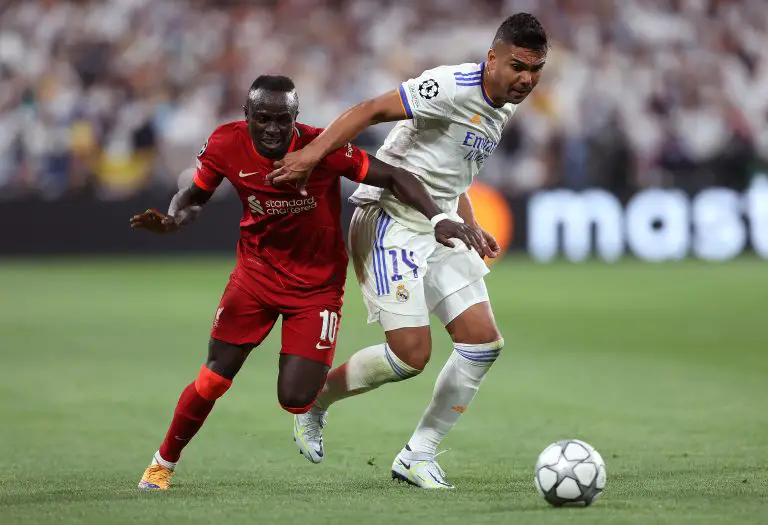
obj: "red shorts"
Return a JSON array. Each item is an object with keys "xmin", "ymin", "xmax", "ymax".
[{"xmin": 210, "ymin": 260, "xmax": 343, "ymax": 367}]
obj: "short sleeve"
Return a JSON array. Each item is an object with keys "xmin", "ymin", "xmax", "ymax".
[
  {"xmin": 193, "ymin": 127, "xmax": 229, "ymax": 192},
  {"xmin": 322, "ymin": 142, "xmax": 370, "ymax": 183},
  {"xmin": 397, "ymin": 66, "xmax": 457, "ymax": 121}
]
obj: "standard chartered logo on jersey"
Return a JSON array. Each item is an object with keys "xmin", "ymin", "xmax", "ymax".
[
  {"xmin": 248, "ymin": 195, "xmax": 318, "ymax": 216},
  {"xmin": 527, "ymin": 176, "xmax": 768, "ymax": 262}
]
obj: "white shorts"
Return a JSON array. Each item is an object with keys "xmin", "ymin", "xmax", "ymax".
[{"xmin": 349, "ymin": 204, "xmax": 490, "ymax": 331}]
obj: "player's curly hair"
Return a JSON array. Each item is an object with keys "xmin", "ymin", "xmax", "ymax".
[{"xmin": 494, "ymin": 13, "xmax": 549, "ymax": 52}]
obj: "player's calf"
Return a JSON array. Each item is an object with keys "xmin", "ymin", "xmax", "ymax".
[
  {"xmin": 139, "ymin": 365, "xmax": 234, "ymax": 490},
  {"xmin": 404, "ymin": 298, "xmax": 504, "ymax": 464},
  {"xmin": 139, "ymin": 340, "xmax": 250, "ymax": 490},
  {"xmin": 293, "ymin": 333, "xmax": 428, "ymax": 464},
  {"xmin": 277, "ymin": 354, "xmax": 330, "ymax": 462},
  {"xmin": 313, "ymin": 327, "xmax": 430, "ymax": 412}
]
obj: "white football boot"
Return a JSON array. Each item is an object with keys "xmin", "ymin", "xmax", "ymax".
[
  {"xmin": 391, "ymin": 446, "xmax": 455, "ymax": 489},
  {"xmin": 293, "ymin": 406, "xmax": 327, "ymax": 464}
]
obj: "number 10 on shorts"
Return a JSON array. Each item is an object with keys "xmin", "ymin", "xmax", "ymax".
[{"xmin": 318, "ymin": 309, "xmax": 339, "ymax": 348}]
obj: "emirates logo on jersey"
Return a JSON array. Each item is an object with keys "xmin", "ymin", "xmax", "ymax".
[{"xmin": 461, "ymin": 130, "xmax": 498, "ymax": 164}]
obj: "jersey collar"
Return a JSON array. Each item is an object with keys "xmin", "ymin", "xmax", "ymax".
[{"xmin": 480, "ymin": 62, "xmax": 505, "ymax": 109}]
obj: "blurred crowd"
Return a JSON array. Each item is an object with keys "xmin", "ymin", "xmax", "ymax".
[{"xmin": 0, "ymin": 0, "xmax": 766, "ymax": 201}]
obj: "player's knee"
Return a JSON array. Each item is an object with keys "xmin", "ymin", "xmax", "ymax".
[
  {"xmin": 194, "ymin": 365, "xmax": 233, "ymax": 401},
  {"xmin": 276, "ymin": 354, "xmax": 327, "ymax": 413},
  {"xmin": 461, "ymin": 327, "xmax": 504, "ymax": 347},
  {"xmin": 386, "ymin": 328, "xmax": 432, "ymax": 371},
  {"xmin": 278, "ymin": 387, "xmax": 318, "ymax": 414},
  {"xmin": 446, "ymin": 304, "xmax": 502, "ymax": 346},
  {"xmin": 403, "ymin": 348, "xmax": 431, "ymax": 371}
]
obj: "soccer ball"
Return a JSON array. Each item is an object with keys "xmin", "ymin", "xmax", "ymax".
[{"xmin": 534, "ymin": 439, "xmax": 606, "ymax": 507}]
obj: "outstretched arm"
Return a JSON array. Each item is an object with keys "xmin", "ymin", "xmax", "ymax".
[
  {"xmin": 295, "ymin": 91, "xmax": 407, "ymax": 164},
  {"xmin": 265, "ymin": 91, "xmax": 408, "ymax": 195},
  {"xmin": 268, "ymin": 65, "xmax": 456, "ymax": 196},
  {"xmin": 130, "ymin": 182, "xmax": 213, "ymax": 233},
  {"xmin": 363, "ymin": 156, "xmax": 490, "ymax": 256}
]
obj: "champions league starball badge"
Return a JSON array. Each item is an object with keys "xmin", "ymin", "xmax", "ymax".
[{"xmin": 418, "ymin": 79, "xmax": 439, "ymax": 100}]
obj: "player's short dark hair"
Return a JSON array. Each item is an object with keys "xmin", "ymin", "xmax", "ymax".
[
  {"xmin": 246, "ymin": 75, "xmax": 298, "ymax": 113},
  {"xmin": 249, "ymin": 75, "xmax": 296, "ymax": 94},
  {"xmin": 493, "ymin": 13, "xmax": 548, "ymax": 53}
]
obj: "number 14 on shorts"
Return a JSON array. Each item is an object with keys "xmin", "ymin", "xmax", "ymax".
[{"xmin": 317, "ymin": 309, "xmax": 339, "ymax": 350}]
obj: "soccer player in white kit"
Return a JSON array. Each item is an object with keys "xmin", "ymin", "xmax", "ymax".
[{"xmin": 267, "ymin": 13, "xmax": 548, "ymax": 488}]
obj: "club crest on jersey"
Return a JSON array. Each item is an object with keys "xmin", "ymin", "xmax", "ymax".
[
  {"xmin": 418, "ymin": 79, "xmax": 439, "ymax": 100},
  {"xmin": 395, "ymin": 284, "xmax": 410, "ymax": 303},
  {"xmin": 213, "ymin": 307, "xmax": 224, "ymax": 328},
  {"xmin": 197, "ymin": 140, "xmax": 208, "ymax": 157}
]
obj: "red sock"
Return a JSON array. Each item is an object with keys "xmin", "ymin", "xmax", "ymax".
[
  {"xmin": 157, "ymin": 382, "xmax": 215, "ymax": 462},
  {"xmin": 157, "ymin": 366, "xmax": 233, "ymax": 463}
]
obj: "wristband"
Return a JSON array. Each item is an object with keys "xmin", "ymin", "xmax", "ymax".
[{"xmin": 430, "ymin": 213, "xmax": 449, "ymax": 228}]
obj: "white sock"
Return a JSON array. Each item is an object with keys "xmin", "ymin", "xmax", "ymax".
[
  {"xmin": 153, "ymin": 451, "xmax": 177, "ymax": 470},
  {"xmin": 315, "ymin": 343, "xmax": 420, "ymax": 410},
  {"xmin": 405, "ymin": 340, "xmax": 504, "ymax": 458}
]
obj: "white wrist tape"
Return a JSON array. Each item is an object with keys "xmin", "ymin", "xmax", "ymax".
[{"xmin": 430, "ymin": 213, "xmax": 450, "ymax": 228}]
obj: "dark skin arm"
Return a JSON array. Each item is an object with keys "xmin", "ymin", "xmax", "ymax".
[
  {"xmin": 129, "ymin": 183, "xmax": 213, "ymax": 233},
  {"xmin": 266, "ymin": 90, "xmax": 406, "ymax": 194},
  {"xmin": 457, "ymin": 192, "xmax": 499, "ymax": 258},
  {"xmin": 362, "ymin": 156, "xmax": 490, "ymax": 255}
]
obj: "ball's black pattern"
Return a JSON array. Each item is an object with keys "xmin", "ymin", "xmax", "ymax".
[{"xmin": 535, "ymin": 439, "xmax": 606, "ymax": 507}]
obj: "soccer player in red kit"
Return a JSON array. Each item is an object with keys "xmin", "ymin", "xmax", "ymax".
[{"xmin": 130, "ymin": 75, "xmax": 485, "ymax": 490}]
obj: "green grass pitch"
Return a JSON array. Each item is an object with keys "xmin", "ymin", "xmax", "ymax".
[{"xmin": 1, "ymin": 256, "xmax": 766, "ymax": 524}]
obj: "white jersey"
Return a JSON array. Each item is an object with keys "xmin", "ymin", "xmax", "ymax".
[{"xmin": 350, "ymin": 62, "xmax": 517, "ymax": 232}]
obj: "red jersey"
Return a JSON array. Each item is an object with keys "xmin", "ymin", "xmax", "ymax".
[{"xmin": 193, "ymin": 121, "xmax": 370, "ymax": 290}]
